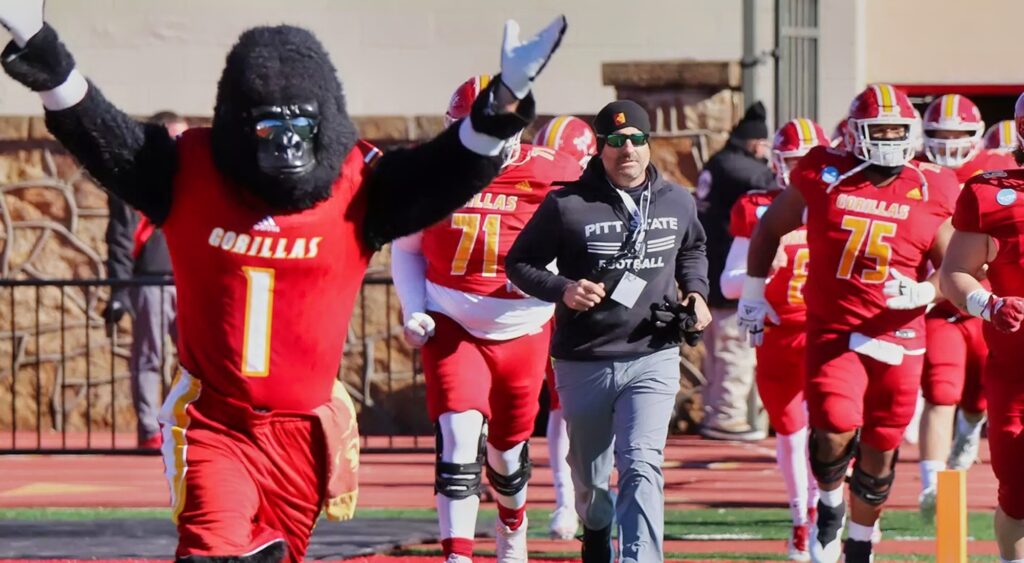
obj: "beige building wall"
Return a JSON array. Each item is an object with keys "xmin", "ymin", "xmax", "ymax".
[
  {"xmin": 818, "ymin": 0, "xmax": 865, "ymax": 132},
  {"xmin": 865, "ymin": 0, "xmax": 1023, "ymax": 86},
  {"xmin": 0, "ymin": 0, "xmax": 745, "ymax": 118}
]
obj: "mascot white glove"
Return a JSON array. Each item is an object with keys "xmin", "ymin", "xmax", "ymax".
[
  {"xmin": 0, "ymin": 0, "xmax": 44, "ymax": 48},
  {"xmin": 736, "ymin": 277, "xmax": 779, "ymax": 347},
  {"xmin": 403, "ymin": 312, "xmax": 436, "ymax": 348},
  {"xmin": 883, "ymin": 269, "xmax": 936, "ymax": 310},
  {"xmin": 500, "ymin": 15, "xmax": 567, "ymax": 99}
]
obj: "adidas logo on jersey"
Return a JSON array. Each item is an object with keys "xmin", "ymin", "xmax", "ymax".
[
  {"xmin": 906, "ymin": 187, "xmax": 923, "ymax": 200},
  {"xmin": 253, "ymin": 216, "xmax": 281, "ymax": 233},
  {"xmin": 515, "ymin": 181, "xmax": 533, "ymax": 192}
]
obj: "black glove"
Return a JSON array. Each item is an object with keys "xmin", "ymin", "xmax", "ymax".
[
  {"xmin": 1, "ymin": 23, "xmax": 75, "ymax": 92},
  {"xmin": 469, "ymin": 76, "xmax": 536, "ymax": 139},
  {"xmin": 649, "ymin": 297, "xmax": 702, "ymax": 347},
  {"xmin": 101, "ymin": 292, "xmax": 131, "ymax": 334}
]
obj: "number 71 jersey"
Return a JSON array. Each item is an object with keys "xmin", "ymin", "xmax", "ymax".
[
  {"xmin": 420, "ymin": 144, "xmax": 582, "ymax": 297},
  {"xmin": 790, "ymin": 146, "xmax": 959, "ymax": 342}
]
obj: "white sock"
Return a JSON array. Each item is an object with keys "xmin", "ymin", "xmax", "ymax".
[
  {"xmin": 546, "ymin": 408, "xmax": 574, "ymax": 509},
  {"xmin": 437, "ymin": 411, "xmax": 485, "ymax": 542},
  {"xmin": 819, "ymin": 485, "xmax": 845, "ymax": 508},
  {"xmin": 776, "ymin": 428, "xmax": 811, "ymax": 525},
  {"xmin": 487, "ymin": 442, "xmax": 529, "ymax": 510},
  {"xmin": 919, "ymin": 459, "xmax": 946, "ymax": 492},
  {"xmin": 848, "ymin": 521, "xmax": 875, "ymax": 542},
  {"xmin": 806, "ymin": 456, "xmax": 820, "ymax": 509},
  {"xmin": 957, "ymin": 410, "xmax": 986, "ymax": 438}
]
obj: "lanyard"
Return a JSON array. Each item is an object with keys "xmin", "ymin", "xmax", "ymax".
[{"xmin": 612, "ymin": 182, "xmax": 652, "ymax": 260}]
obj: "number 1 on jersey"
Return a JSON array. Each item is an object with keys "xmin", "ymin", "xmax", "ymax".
[{"xmin": 242, "ymin": 267, "xmax": 275, "ymax": 377}]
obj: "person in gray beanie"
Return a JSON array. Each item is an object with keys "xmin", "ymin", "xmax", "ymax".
[
  {"xmin": 695, "ymin": 101, "xmax": 775, "ymax": 442},
  {"xmin": 507, "ymin": 99, "xmax": 710, "ymax": 563}
]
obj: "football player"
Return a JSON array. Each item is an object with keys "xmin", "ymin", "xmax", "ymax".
[
  {"xmin": 830, "ymin": 117, "xmax": 851, "ymax": 149},
  {"xmin": 391, "ymin": 77, "xmax": 581, "ymax": 563},
  {"xmin": 984, "ymin": 120, "xmax": 1020, "ymax": 154},
  {"xmin": 530, "ymin": 114, "xmax": 597, "ymax": 541},
  {"xmin": 939, "ymin": 91, "xmax": 1024, "ymax": 563},
  {"xmin": 720, "ymin": 117, "xmax": 827, "ymax": 561},
  {"xmin": 741, "ymin": 84, "xmax": 959, "ymax": 562},
  {"xmin": 916, "ymin": 94, "xmax": 1016, "ymax": 517}
]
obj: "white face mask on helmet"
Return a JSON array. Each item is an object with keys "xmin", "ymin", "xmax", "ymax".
[
  {"xmin": 921, "ymin": 94, "xmax": 984, "ymax": 168},
  {"xmin": 500, "ymin": 131, "xmax": 524, "ymax": 168},
  {"xmin": 923, "ymin": 133, "xmax": 981, "ymax": 168},
  {"xmin": 849, "ymin": 118, "xmax": 916, "ymax": 167}
]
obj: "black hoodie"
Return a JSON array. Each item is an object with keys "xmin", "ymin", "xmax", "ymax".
[{"xmin": 506, "ymin": 157, "xmax": 709, "ymax": 360}]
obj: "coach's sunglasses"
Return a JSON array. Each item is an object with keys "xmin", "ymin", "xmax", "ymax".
[
  {"xmin": 254, "ymin": 116, "xmax": 319, "ymax": 142},
  {"xmin": 600, "ymin": 132, "xmax": 650, "ymax": 148}
]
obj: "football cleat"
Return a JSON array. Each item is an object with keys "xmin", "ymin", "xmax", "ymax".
[
  {"xmin": 787, "ymin": 524, "xmax": 810, "ymax": 561},
  {"xmin": 495, "ymin": 514, "xmax": 528, "ymax": 563},
  {"xmin": 548, "ymin": 504, "xmax": 579, "ymax": 540},
  {"xmin": 809, "ymin": 500, "xmax": 846, "ymax": 563},
  {"xmin": 843, "ymin": 538, "xmax": 874, "ymax": 562}
]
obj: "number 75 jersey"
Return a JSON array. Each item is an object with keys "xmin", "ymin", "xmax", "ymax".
[
  {"xmin": 420, "ymin": 144, "xmax": 582, "ymax": 298},
  {"xmin": 790, "ymin": 146, "xmax": 959, "ymax": 342}
]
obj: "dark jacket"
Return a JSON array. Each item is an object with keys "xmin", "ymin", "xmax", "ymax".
[
  {"xmin": 506, "ymin": 158, "xmax": 709, "ymax": 360},
  {"xmin": 695, "ymin": 137, "xmax": 775, "ymax": 308},
  {"xmin": 106, "ymin": 194, "xmax": 173, "ymax": 304}
]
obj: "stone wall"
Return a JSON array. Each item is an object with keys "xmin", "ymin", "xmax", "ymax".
[{"xmin": 0, "ymin": 96, "xmax": 736, "ymax": 440}]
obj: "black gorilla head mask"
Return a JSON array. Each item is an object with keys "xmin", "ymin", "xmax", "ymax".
[{"xmin": 211, "ymin": 26, "xmax": 358, "ymax": 211}]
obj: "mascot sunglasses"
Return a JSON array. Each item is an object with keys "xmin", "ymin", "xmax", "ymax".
[{"xmin": 254, "ymin": 115, "xmax": 319, "ymax": 141}]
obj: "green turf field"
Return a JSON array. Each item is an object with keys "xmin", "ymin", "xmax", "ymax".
[
  {"xmin": 0, "ymin": 506, "xmax": 996, "ymax": 561},
  {"xmin": 0, "ymin": 506, "xmax": 994, "ymax": 540}
]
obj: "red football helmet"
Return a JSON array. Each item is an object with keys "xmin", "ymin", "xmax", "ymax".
[
  {"xmin": 532, "ymin": 115, "xmax": 597, "ymax": 169},
  {"xmin": 830, "ymin": 116, "xmax": 851, "ymax": 149},
  {"xmin": 984, "ymin": 120, "xmax": 1018, "ymax": 153},
  {"xmin": 1016, "ymin": 92, "xmax": 1024, "ymax": 151},
  {"xmin": 445, "ymin": 74, "xmax": 492, "ymax": 127},
  {"xmin": 846, "ymin": 84, "xmax": 918, "ymax": 167},
  {"xmin": 772, "ymin": 118, "xmax": 829, "ymax": 187},
  {"xmin": 445, "ymin": 74, "xmax": 521, "ymax": 166},
  {"xmin": 921, "ymin": 94, "xmax": 984, "ymax": 168}
]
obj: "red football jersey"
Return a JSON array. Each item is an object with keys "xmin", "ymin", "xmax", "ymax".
[
  {"xmin": 162, "ymin": 128, "xmax": 378, "ymax": 412},
  {"xmin": 420, "ymin": 144, "xmax": 581, "ymax": 297},
  {"xmin": 791, "ymin": 146, "xmax": 959, "ymax": 347},
  {"xmin": 926, "ymin": 149, "xmax": 1013, "ymax": 318},
  {"xmin": 730, "ymin": 190, "xmax": 808, "ymax": 325},
  {"xmin": 952, "ymin": 168, "xmax": 1024, "ymax": 349},
  {"xmin": 954, "ymin": 149, "xmax": 1017, "ymax": 186}
]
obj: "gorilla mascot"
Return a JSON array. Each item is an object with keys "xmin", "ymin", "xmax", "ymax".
[{"xmin": 0, "ymin": 2, "xmax": 566, "ymax": 561}]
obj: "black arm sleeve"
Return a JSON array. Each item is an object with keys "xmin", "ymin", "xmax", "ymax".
[
  {"xmin": 506, "ymin": 194, "xmax": 573, "ymax": 303},
  {"xmin": 104, "ymin": 194, "xmax": 136, "ymax": 301},
  {"xmin": 362, "ymin": 79, "xmax": 535, "ymax": 250},
  {"xmin": 2, "ymin": 26, "xmax": 176, "ymax": 224},
  {"xmin": 675, "ymin": 193, "xmax": 710, "ymax": 302}
]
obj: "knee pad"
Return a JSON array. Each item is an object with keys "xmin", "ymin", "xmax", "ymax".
[
  {"xmin": 849, "ymin": 448, "xmax": 899, "ymax": 506},
  {"xmin": 434, "ymin": 418, "xmax": 486, "ymax": 499},
  {"xmin": 177, "ymin": 539, "xmax": 286, "ymax": 563},
  {"xmin": 486, "ymin": 441, "xmax": 532, "ymax": 497},
  {"xmin": 808, "ymin": 428, "xmax": 859, "ymax": 485}
]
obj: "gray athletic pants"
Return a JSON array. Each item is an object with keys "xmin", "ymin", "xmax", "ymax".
[
  {"xmin": 553, "ymin": 347, "xmax": 681, "ymax": 563},
  {"xmin": 130, "ymin": 285, "xmax": 177, "ymax": 441}
]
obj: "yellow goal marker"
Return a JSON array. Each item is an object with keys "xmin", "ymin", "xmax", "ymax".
[{"xmin": 936, "ymin": 469, "xmax": 967, "ymax": 563}]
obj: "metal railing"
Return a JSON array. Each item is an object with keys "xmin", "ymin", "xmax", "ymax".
[{"xmin": 0, "ymin": 275, "xmax": 432, "ymax": 454}]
